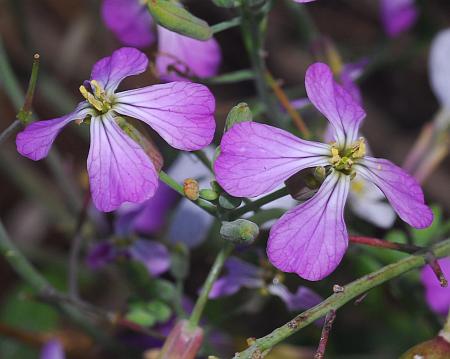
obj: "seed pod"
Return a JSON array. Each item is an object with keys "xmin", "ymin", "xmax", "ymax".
[{"xmin": 220, "ymin": 219, "xmax": 259, "ymax": 244}]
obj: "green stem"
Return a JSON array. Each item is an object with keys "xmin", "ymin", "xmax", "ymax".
[
  {"xmin": 211, "ymin": 17, "xmax": 241, "ymax": 34},
  {"xmin": 234, "ymin": 238, "xmax": 450, "ymax": 358},
  {"xmin": 159, "ymin": 171, "xmax": 217, "ymax": 216},
  {"xmin": 17, "ymin": 53, "xmax": 40, "ymax": 124},
  {"xmin": 231, "ymin": 187, "xmax": 289, "ymax": 219},
  {"xmin": 0, "ymin": 120, "xmax": 21, "ymax": 145},
  {"xmin": 188, "ymin": 242, "xmax": 234, "ymax": 329}
]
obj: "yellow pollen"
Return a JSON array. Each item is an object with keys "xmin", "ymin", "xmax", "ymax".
[
  {"xmin": 351, "ymin": 180, "xmax": 365, "ymax": 194},
  {"xmin": 79, "ymin": 85, "xmax": 103, "ymax": 112},
  {"xmin": 79, "ymin": 81, "xmax": 112, "ymax": 113}
]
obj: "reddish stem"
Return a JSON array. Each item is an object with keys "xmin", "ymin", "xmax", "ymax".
[
  {"xmin": 349, "ymin": 236, "xmax": 422, "ymax": 254},
  {"xmin": 314, "ymin": 310, "xmax": 336, "ymax": 359}
]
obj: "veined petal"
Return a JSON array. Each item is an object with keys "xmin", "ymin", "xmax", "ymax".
[
  {"xmin": 429, "ymin": 29, "xmax": 450, "ymax": 109},
  {"xmin": 101, "ymin": 0, "xmax": 155, "ymax": 48},
  {"xmin": 16, "ymin": 102, "xmax": 91, "ymax": 161},
  {"xmin": 156, "ymin": 26, "xmax": 221, "ymax": 82},
  {"xmin": 267, "ymin": 173, "xmax": 350, "ymax": 281},
  {"xmin": 90, "ymin": 47, "xmax": 148, "ymax": 93},
  {"xmin": 305, "ymin": 63, "xmax": 365, "ymax": 147},
  {"xmin": 348, "ymin": 177, "xmax": 396, "ymax": 228},
  {"xmin": 214, "ymin": 122, "xmax": 330, "ymax": 198},
  {"xmin": 355, "ymin": 157, "xmax": 433, "ymax": 229},
  {"xmin": 87, "ymin": 115, "xmax": 158, "ymax": 212},
  {"xmin": 129, "ymin": 240, "xmax": 170, "ymax": 276},
  {"xmin": 380, "ymin": 0, "xmax": 418, "ymax": 38},
  {"xmin": 115, "ymin": 82, "xmax": 215, "ymax": 151}
]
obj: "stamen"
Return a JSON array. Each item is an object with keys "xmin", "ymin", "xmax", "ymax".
[{"xmin": 79, "ymin": 85, "xmax": 103, "ymax": 112}]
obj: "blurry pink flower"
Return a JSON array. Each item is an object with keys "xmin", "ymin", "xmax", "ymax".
[
  {"xmin": 101, "ymin": 0, "xmax": 221, "ymax": 81},
  {"xmin": 16, "ymin": 47, "xmax": 216, "ymax": 212},
  {"xmin": 214, "ymin": 62, "xmax": 433, "ymax": 281},
  {"xmin": 40, "ymin": 340, "xmax": 65, "ymax": 359},
  {"xmin": 421, "ymin": 258, "xmax": 450, "ymax": 315}
]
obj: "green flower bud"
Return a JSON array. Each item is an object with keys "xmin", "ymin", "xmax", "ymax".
[
  {"xmin": 147, "ymin": 0, "xmax": 212, "ymax": 40},
  {"xmin": 400, "ymin": 336, "xmax": 450, "ymax": 359},
  {"xmin": 220, "ymin": 219, "xmax": 259, "ymax": 244},
  {"xmin": 218, "ymin": 193, "xmax": 242, "ymax": 209},
  {"xmin": 199, "ymin": 189, "xmax": 219, "ymax": 201},
  {"xmin": 224, "ymin": 102, "xmax": 253, "ymax": 132}
]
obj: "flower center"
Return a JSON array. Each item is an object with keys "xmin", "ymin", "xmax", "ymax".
[
  {"xmin": 79, "ymin": 80, "xmax": 113, "ymax": 114},
  {"xmin": 330, "ymin": 137, "xmax": 366, "ymax": 175}
]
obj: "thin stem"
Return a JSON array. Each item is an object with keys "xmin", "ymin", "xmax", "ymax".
[
  {"xmin": 211, "ymin": 17, "xmax": 241, "ymax": 34},
  {"xmin": 188, "ymin": 242, "xmax": 234, "ymax": 329},
  {"xmin": 0, "ymin": 120, "xmax": 21, "ymax": 145},
  {"xmin": 265, "ymin": 72, "xmax": 311, "ymax": 138},
  {"xmin": 17, "ymin": 53, "xmax": 40, "ymax": 124},
  {"xmin": 68, "ymin": 191, "xmax": 91, "ymax": 298},
  {"xmin": 233, "ymin": 238, "xmax": 450, "ymax": 358},
  {"xmin": 231, "ymin": 187, "xmax": 289, "ymax": 219},
  {"xmin": 349, "ymin": 236, "xmax": 423, "ymax": 254},
  {"xmin": 159, "ymin": 171, "xmax": 217, "ymax": 216},
  {"xmin": 314, "ymin": 310, "xmax": 336, "ymax": 359}
]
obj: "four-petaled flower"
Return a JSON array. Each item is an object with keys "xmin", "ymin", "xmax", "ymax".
[
  {"xmin": 16, "ymin": 47, "xmax": 216, "ymax": 212},
  {"xmin": 101, "ymin": 0, "xmax": 221, "ymax": 81},
  {"xmin": 214, "ymin": 62, "xmax": 433, "ymax": 281}
]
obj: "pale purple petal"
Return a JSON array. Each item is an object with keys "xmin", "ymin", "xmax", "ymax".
[
  {"xmin": 40, "ymin": 340, "xmax": 65, "ymax": 359},
  {"xmin": 168, "ymin": 200, "xmax": 212, "ymax": 248},
  {"xmin": 421, "ymin": 257, "xmax": 450, "ymax": 315},
  {"xmin": 209, "ymin": 257, "xmax": 263, "ymax": 299},
  {"xmin": 101, "ymin": 0, "xmax": 155, "ymax": 48},
  {"xmin": 86, "ymin": 241, "xmax": 117, "ymax": 269},
  {"xmin": 116, "ymin": 181, "xmax": 178, "ymax": 235},
  {"xmin": 305, "ymin": 63, "xmax": 365, "ymax": 147},
  {"xmin": 214, "ymin": 122, "xmax": 330, "ymax": 198},
  {"xmin": 268, "ymin": 284, "xmax": 322, "ymax": 311},
  {"xmin": 429, "ymin": 29, "xmax": 450, "ymax": 109},
  {"xmin": 114, "ymin": 82, "xmax": 216, "ymax": 150},
  {"xmin": 129, "ymin": 240, "xmax": 170, "ymax": 276},
  {"xmin": 87, "ymin": 115, "xmax": 158, "ymax": 212},
  {"xmin": 90, "ymin": 47, "xmax": 148, "ymax": 93},
  {"xmin": 156, "ymin": 26, "xmax": 221, "ymax": 82},
  {"xmin": 348, "ymin": 177, "xmax": 396, "ymax": 228},
  {"xmin": 267, "ymin": 173, "xmax": 350, "ymax": 281},
  {"xmin": 380, "ymin": 0, "xmax": 418, "ymax": 38},
  {"xmin": 16, "ymin": 102, "xmax": 91, "ymax": 161},
  {"xmin": 355, "ymin": 157, "xmax": 433, "ymax": 229}
]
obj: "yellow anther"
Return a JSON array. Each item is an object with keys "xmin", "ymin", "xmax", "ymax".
[
  {"xmin": 330, "ymin": 146, "xmax": 341, "ymax": 164},
  {"xmin": 90, "ymin": 80, "xmax": 104, "ymax": 98},
  {"xmin": 352, "ymin": 138, "xmax": 366, "ymax": 159}
]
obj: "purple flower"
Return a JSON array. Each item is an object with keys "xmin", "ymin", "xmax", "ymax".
[
  {"xmin": 40, "ymin": 340, "xmax": 65, "ymax": 359},
  {"xmin": 380, "ymin": 0, "xmax": 418, "ymax": 38},
  {"xmin": 214, "ymin": 62, "xmax": 433, "ymax": 281},
  {"xmin": 429, "ymin": 29, "xmax": 450, "ymax": 110},
  {"xmin": 87, "ymin": 238, "xmax": 170, "ymax": 276},
  {"xmin": 209, "ymin": 257, "xmax": 322, "ymax": 312},
  {"xmin": 101, "ymin": 0, "xmax": 221, "ymax": 81},
  {"xmin": 16, "ymin": 47, "xmax": 216, "ymax": 212},
  {"xmin": 421, "ymin": 258, "xmax": 450, "ymax": 315}
]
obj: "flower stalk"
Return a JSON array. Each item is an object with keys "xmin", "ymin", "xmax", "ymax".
[{"xmin": 233, "ymin": 238, "xmax": 450, "ymax": 359}]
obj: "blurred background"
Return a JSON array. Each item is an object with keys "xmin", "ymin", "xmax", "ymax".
[{"xmin": 0, "ymin": 0, "xmax": 449, "ymax": 358}]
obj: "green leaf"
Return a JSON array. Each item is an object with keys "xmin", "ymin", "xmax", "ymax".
[
  {"xmin": 148, "ymin": 279, "xmax": 177, "ymax": 302},
  {"xmin": 147, "ymin": 0, "xmax": 212, "ymax": 40},
  {"xmin": 126, "ymin": 304, "xmax": 156, "ymax": 327},
  {"xmin": 147, "ymin": 300, "xmax": 172, "ymax": 322}
]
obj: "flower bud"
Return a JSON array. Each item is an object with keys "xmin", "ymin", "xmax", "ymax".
[
  {"xmin": 147, "ymin": 0, "xmax": 212, "ymax": 40},
  {"xmin": 224, "ymin": 103, "xmax": 253, "ymax": 131},
  {"xmin": 183, "ymin": 178, "xmax": 199, "ymax": 201},
  {"xmin": 220, "ymin": 219, "xmax": 259, "ymax": 244},
  {"xmin": 218, "ymin": 193, "xmax": 242, "ymax": 209},
  {"xmin": 400, "ymin": 336, "xmax": 450, "ymax": 359},
  {"xmin": 158, "ymin": 320, "xmax": 204, "ymax": 359},
  {"xmin": 199, "ymin": 189, "xmax": 219, "ymax": 201}
]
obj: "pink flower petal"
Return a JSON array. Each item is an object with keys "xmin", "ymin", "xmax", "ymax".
[
  {"xmin": 16, "ymin": 102, "xmax": 91, "ymax": 161},
  {"xmin": 267, "ymin": 173, "xmax": 350, "ymax": 281},
  {"xmin": 90, "ymin": 47, "xmax": 148, "ymax": 93},
  {"xmin": 355, "ymin": 157, "xmax": 433, "ymax": 229},
  {"xmin": 156, "ymin": 26, "xmax": 221, "ymax": 82},
  {"xmin": 87, "ymin": 115, "xmax": 158, "ymax": 212},
  {"xmin": 421, "ymin": 257, "xmax": 450, "ymax": 315},
  {"xmin": 214, "ymin": 122, "xmax": 330, "ymax": 197},
  {"xmin": 380, "ymin": 0, "xmax": 418, "ymax": 38},
  {"xmin": 40, "ymin": 340, "xmax": 65, "ymax": 359},
  {"xmin": 101, "ymin": 0, "xmax": 155, "ymax": 48},
  {"xmin": 305, "ymin": 62, "xmax": 365, "ymax": 147},
  {"xmin": 115, "ymin": 82, "xmax": 216, "ymax": 151}
]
